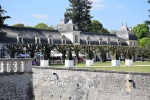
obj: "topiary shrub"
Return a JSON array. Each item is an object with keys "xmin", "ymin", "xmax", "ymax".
[
  {"xmin": 43, "ymin": 46, "xmax": 48, "ymax": 60},
  {"xmin": 66, "ymin": 47, "xmax": 73, "ymax": 60},
  {"xmin": 113, "ymin": 50, "xmax": 119, "ymax": 60},
  {"xmin": 125, "ymin": 50, "xmax": 132, "ymax": 59},
  {"xmin": 86, "ymin": 48, "xmax": 93, "ymax": 60}
]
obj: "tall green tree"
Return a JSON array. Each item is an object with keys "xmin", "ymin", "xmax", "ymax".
[
  {"xmin": 132, "ymin": 23, "xmax": 149, "ymax": 39},
  {"xmin": 34, "ymin": 23, "xmax": 54, "ymax": 30},
  {"xmin": 139, "ymin": 37, "xmax": 150, "ymax": 46},
  {"xmin": 91, "ymin": 20, "xmax": 103, "ymax": 33},
  {"xmin": 102, "ymin": 28, "xmax": 110, "ymax": 34},
  {"xmin": 90, "ymin": 20, "xmax": 110, "ymax": 34},
  {"xmin": 145, "ymin": 0, "xmax": 150, "ymax": 25},
  {"xmin": 0, "ymin": 5, "xmax": 11, "ymax": 26},
  {"xmin": 67, "ymin": 0, "xmax": 93, "ymax": 31}
]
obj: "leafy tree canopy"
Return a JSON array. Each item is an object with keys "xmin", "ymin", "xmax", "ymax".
[
  {"xmin": 67, "ymin": 0, "xmax": 93, "ymax": 31},
  {"xmin": 91, "ymin": 20, "xmax": 103, "ymax": 33},
  {"xmin": 139, "ymin": 37, "xmax": 150, "ymax": 46},
  {"xmin": 132, "ymin": 23, "xmax": 149, "ymax": 39},
  {"xmin": 101, "ymin": 28, "xmax": 110, "ymax": 34},
  {"xmin": 90, "ymin": 20, "xmax": 110, "ymax": 34},
  {"xmin": 12, "ymin": 23, "xmax": 25, "ymax": 27},
  {"xmin": 145, "ymin": 0, "xmax": 150, "ymax": 25},
  {"xmin": 0, "ymin": 5, "xmax": 11, "ymax": 26},
  {"xmin": 34, "ymin": 23, "xmax": 54, "ymax": 30}
]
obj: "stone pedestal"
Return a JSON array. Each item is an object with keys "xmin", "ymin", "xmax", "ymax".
[
  {"xmin": 86, "ymin": 60, "xmax": 93, "ymax": 66},
  {"xmin": 111, "ymin": 60, "xmax": 120, "ymax": 67},
  {"xmin": 25, "ymin": 59, "xmax": 33, "ymax": 72},
  {"xmin": 40, "ymin": 60, "xmax": 49, "ymax": 67},
  {"xmin": 65, "ymin": 60, "xmax": 74, "ymax": 68},
  {"xmin": 125, "ymin": 59, "xmax": 133, "ymax": 66}
]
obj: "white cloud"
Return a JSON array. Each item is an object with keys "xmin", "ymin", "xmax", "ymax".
[
  {"xmin": 31, "ymin": 14, "xmax": 48, "ymax": 20},
  {"xmin": 90, "ymin": 0, "xmax": 106, "ymax": 10}
]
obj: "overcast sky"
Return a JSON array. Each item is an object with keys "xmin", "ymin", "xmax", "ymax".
[{"xmin": 1, "ymin": 0, "xmax": 149, "ymax": 31}]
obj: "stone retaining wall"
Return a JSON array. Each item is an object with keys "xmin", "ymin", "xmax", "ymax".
[
  {"xmin": 32, "ymin": 67, "xmax": 150, "ymax": 100},
  {"xmin": 0, "ymin": 73, "xmax": 33, "ymax": 100},
  {"xmin": 0, "ymin": 67, "xmax": 149, "ymax": 100}
]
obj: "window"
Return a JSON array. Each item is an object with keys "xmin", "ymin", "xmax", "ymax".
[
  {"xmin": 117, "ymin": 38, "xmax": 121, "ymax": 46},
  {"xmin": 130, "ymin": 41, "xmax": 132, "ymax": 46},
  {"xmin": 99, "ymin": 41, "xmax": 102, "ymax": 45},
  {"xmin": 75, "ymin": 35, "xmax": 78, "ymax": 43},
  {"xmin": 17, "ymin": 36, "xmax": 23, "ymax": 44},
  {"xmin": 134, "ymin": 41, "xmax": 136, "ymax": 46},
  {"xmin": 99, "ymin": 37, "xmax": 102, "ymax": 45},
  {"xmin": 48, "ymin": 34, "xmax": 53, "ymax": 44},
  {"xmin": 118, "ymin": 42, "xmax": 121, "ymax": 46},
  {"xmin": 37, "ymin": 38, "xmax": 40, "ymax": 44},
  {"xmin": 35, "ymin": 36, "xmax": 41, "ymax": 44},
  {"xmin": 86, "ymin": 36, "xmax": 90, "ymax": 45},
  {"xmin": 19, "ymin": 37, "xmax": 22, "ymax": 43},
  {"xmin": 17, "ymin": 33, "xmax": 23, "ymax": 44},
  {"xmin": 50, "ymin": 39, "xmax": 52, "ymax": 44},
  {"xmin": 87, "ymin": 41, "xmax": 90, "ymax": 45},
  {"xmin": 63, "ymin": 39, "xmax": 66, "ymax": 44},
  {"xmin": 0, "ymin": 49, "xmax": 5, "ymax": 58},
  {"xmin": 107, "ymin": 38, "xmax": 111, "ymax": 45},
  {"xmin": 48, "ymin": 38, "xmax": 53, "ymax": 44},
  {"xmin": 61, "ymin": 35, "xmax": 66, "ymax": 44}
]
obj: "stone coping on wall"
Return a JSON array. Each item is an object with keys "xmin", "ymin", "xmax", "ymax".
[
  {"xmin": 32, "ymin": 66, "xmax": 150, "ymax": 76},
  {"xmin": 0, "ymin": 72, "xmax": 33, "ymax": 76}
]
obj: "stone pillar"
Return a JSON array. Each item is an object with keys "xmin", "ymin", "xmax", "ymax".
[
  {"xmin": 2, "ymin": 61, "xmax": 7, "ymax": 73},
  {"xmin": 111, "ymin": 60, "xmax": 120, "ymax": 67},
  {"xmin": 125, "ymin": 59, "xmax": 133, "ymax": 66},
  {"xmin": 16, "ymin": 61, "xmax": 22, "ymax": 72},
  {"xmin": 10, "ymin": 61, "xmax": 14, "ymax": 73},
  {"xmin": 25, "ymin": 59, "xmax": 33, "ymax": 72},
  {"xmin": 86, "ymin": 60, "xmax": 94, "ymax": 66},
  {"xmin": 65, "ymin": 60, "xmax": 74, "ymax": 68},
  {"xmin": 40, "ymin": 60, "xmax": 49, "ymax": 67}
]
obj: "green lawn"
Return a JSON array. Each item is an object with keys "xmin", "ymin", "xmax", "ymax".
[
  {"xmin": 78, "ymin": 66, "xmax": 150, "ymax": 73},
  {"xmin": 76, "ymin": 61, "xmax": 150, "ymax": 67},
  {"xmin": 49, "ymin": 61, "xmax": 150, "ymax": 73}
]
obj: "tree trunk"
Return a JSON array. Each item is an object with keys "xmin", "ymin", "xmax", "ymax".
[
  {"xmin": 10, "ymin": 52, "xmax": 14, "ymax": 58},
  {"xmin": 102, "ymin": 53, "xmax": 106, "ymax": 62},
  {"xmin": 141, "ymin": 55, "xmax": 144, "ymax": 62},
  {"xmin": 62, "ymin": 51, "xmax": 66, "ymax": 64},
  {"xmin": 75, "ymin": 52, "xmax": 79, "ymax": 63},
  {"xmin": 30, "ymin": 51, "xmax": 35, "ymax": 58},
  {"xmin": 133, "ymin": 54, "xmax": 136, "ymax": 62},
  {"xmin": 123, "ymin": 53, "xmax": 125, "ymax": 62},
  {"xmin": 48, "ymin": 51, "xmax": 51, "ymax": 65}
]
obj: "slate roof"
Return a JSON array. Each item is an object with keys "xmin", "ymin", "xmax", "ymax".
[
  {"xmin": 116, "ymin": 25, "xmax": 138, "ymax": 41},
  {"xmin": 0, "ymin": 25, "xmax": 136, "ymax": 46},
  {"xmin": 80, "ymin": 32, "xmax": 128, "ymax": 46},
  {"xmin": 0, "ymin": 26, "xmax": 72, "ymax": 44}
]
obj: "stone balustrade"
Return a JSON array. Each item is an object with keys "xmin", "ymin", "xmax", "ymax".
[{"xmin": 0, "ymin": 58, "xmax": 33, "ymax": 73}]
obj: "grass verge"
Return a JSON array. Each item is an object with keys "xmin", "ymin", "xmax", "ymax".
[{"xmin": 49, "ymin": 61, "xmax": 150, "ymax": 73}]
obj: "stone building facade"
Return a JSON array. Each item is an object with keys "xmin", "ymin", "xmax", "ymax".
[{"xmin": 0, "ymin": 12, "xmax": 138, "ymax": 60}]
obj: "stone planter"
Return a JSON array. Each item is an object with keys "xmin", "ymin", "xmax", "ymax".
[
  {"xmin": 40, "ymin": 60, "xmax": 49, "ymax": 67},
  {"xmin": 111, "ymin": 60, "xmax": 120, "ymax": 67},
  {"xmin": 65, "ymin": 60, "xmax": 74, "ymax": 68},
  {"xmin": 125, "ymin": 59, "xmax": 133, "ymax": 66},
  {"xmin": 86, "ymin": 60, "xmax": 93, "ymax": 66}
]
